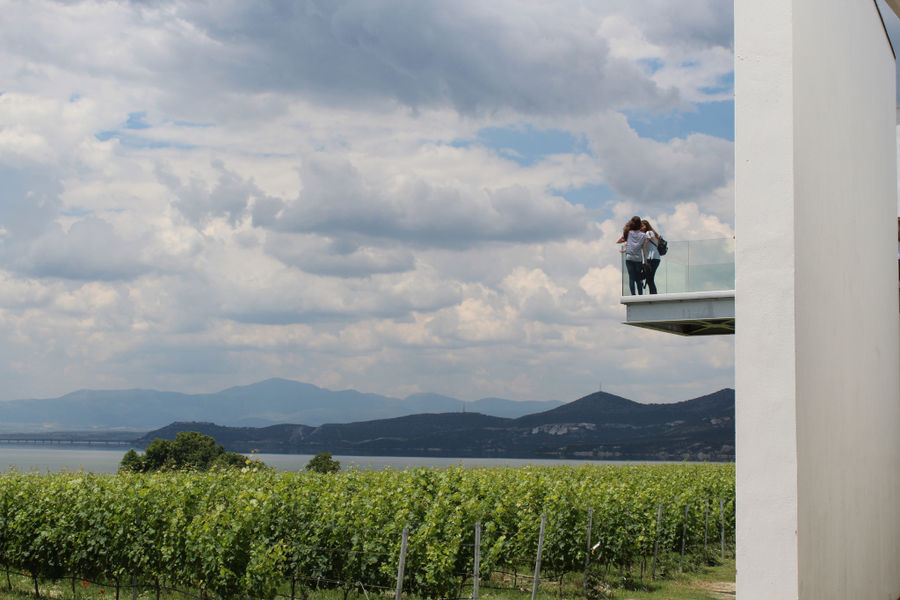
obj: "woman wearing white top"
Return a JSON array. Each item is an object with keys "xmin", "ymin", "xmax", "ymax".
[
  {"xmin": 641, "ymin": 219, "xmax": 662, "ymax": 295},
  {"xmin": 617, "ymin": 216, "xmax": 648, "ymax": 295}
]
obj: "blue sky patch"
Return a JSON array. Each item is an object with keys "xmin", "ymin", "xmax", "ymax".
[
  {"xmin": 624, "ymin": 99, "xmax": 734, "ymax": 142},
  {"xmin": 699, "ymin": 72, "xmax": 734, "ymax": 97},
  {"xmin": 637, "ymin": 58, "xmax": 664, "ymax": 75},
  {"xmin": 173, "ymin": 120, "xmax": 215, "ymax": 128},
  {"xmin": 554, "ymin": 183, "xmax": 618, "ymax": 218},
  {"xmin": 126, "ymin": 111, "xmax": 150, "ymax": 129},
  {"xmin": 60, "ymin": 207, "xmax": 93, "ymax": 217},
  {"xmin": 95, "ymin": 130, "xmax": 193, "ymax": 150},
  {"xmin": 471, "ymin": 125, "xmax": 590, "ymax": 166}
]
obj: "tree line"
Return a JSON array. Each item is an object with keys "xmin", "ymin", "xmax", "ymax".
[{"xmin": 119, "ymin": 431, "xmax": 340, "ymax": 474}]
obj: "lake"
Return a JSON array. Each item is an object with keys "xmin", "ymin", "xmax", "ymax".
[{"xmin": 0, "ymin": 444, "xmax": 655, "ymax": 473}]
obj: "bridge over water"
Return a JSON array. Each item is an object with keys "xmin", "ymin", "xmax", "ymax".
[{"xmin": 0, "ymin": 437, "xmax": 137, "ymax": 447}]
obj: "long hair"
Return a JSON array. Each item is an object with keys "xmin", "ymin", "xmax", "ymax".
[
  {"xmin": 622, "ymin": 216, "xmax": 642, "ymax": 240},
  {"xmin": 641, "ymin": 219, "xmax": 658, "ymax": 236}
]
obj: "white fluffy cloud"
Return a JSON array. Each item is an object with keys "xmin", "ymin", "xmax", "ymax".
[
  {"xmin": 0, "ymin": 0, "xmax": 735, "ymax": 405},
  {"xmin": 586, "ymin": 112, "xmax": 734, "ymax": 209}
]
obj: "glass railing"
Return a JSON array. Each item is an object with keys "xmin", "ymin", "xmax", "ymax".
[{"xmin": 621, "ymin": 237, "xmax": 735, "ymax": 296}]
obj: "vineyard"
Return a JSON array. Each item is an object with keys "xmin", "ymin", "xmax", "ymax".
[{"xmin": 0, "ymin": 464, "xmax": 734, "ymax": 599}]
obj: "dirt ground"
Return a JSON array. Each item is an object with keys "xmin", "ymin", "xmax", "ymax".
[{"xmin": 694, "ymin": 580, "xmax": 736, "ymax": 598}]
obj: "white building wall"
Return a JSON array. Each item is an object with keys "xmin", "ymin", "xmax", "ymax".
[
  {"xmin": 735, "ymin": 1, "xmax": 900, "ymax": 599},
  {"xmin": 734, "ymin": 0, "xmax": 800, "ymax": 596}
]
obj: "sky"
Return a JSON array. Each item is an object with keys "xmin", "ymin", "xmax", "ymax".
[{"xmin": 0, "ymin": 0, "xmax": 744, "ymax": 405}]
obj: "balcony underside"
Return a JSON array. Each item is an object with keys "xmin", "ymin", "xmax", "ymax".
[{"xmin": 621, "ymin": 291, "xmax": 735, "ymax": 336}]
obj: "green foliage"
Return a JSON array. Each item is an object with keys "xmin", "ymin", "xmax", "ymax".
[
  {"xmin": 119, "ymin": 431, "xmax": 268, "ymax": 473},
  {"xmin": 172, "ymin": 431, "xmax": 223, "ymax": 469},
  {"xmin": 305, "ymin": 452, "xmax": 341, "ymax": 474},
  {"xmin": 142, "ymin": 438, "xmax": 174, "ymax": 471},
  {"xmin": 0, "ymin": 464, "xmax": 734, "ymax": 599},
  {"xmin": 119, "ymin": 448, "xmax": 143, "ymax": 472}
]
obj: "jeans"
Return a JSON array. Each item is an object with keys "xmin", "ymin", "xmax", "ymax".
[
  {"xmin": 646, "ymin": 258, "xmax": 660, "ymax": 294},
  {"xmin": 626, "ymin": 260, "xmax": 644, "ymax": 295}
]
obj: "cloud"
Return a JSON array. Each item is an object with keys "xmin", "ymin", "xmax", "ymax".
[
  {"xmin": 165, "ymin": 160, "xmax": 273, "ymax": 227},
  {"xmin": 253, "ymin": 153, "xmax": 589, "ymax": 249},
  {"xmin": 0, "ymin": 94, "xmax": 103, "ymax": 166},
  {"xmin": 579, "ymin": 265, "xmax": 626, "ymax": 315},
  {"xmin": 656, "ymin": 202, "xmax": 735, "ymax": 241},
  {"xmin": 4, "ymin": 217, "xmax": 153, "ymax": 281},
  {"xmin": 213, "ymin": 258, "xmax": 463, "ymax": 326},
  {"xmin": 0, "ymin": 0, "xmax": 735, "ymax": 404},
  {"xmin": 587, "ymin": 113, "xmax": 734, "ymax": 206},
  {"xmin": 0, "ymin": 271, "xmax": 61, "ymax": 310},
  {"xmin": 167, "ymin": 0, "xmax": 682, "ymax": 116},
  {"xmin": 264, "ymin": 232, "xmax": 416, "ymax": 277},
  {"xmin": 0, "ymin": 165, "xmax": 62, "ymax": 240},
  {"xmin": 637, "ymin": 1, "xmax": 733, "ymax": 51},
  {"xmin": 1, "ymin": 1, "xmax": 696, "ymax": 119}
]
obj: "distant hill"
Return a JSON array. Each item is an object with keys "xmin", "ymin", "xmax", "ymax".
[
  {"xmin": 137, "ymin": 388, "xmax": 735, "ymax": 461},
  {"xmin": 0, "ymin": 378, "xmax": 562, "ymax": 431}
]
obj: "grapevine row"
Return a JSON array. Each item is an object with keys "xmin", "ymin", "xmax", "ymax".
[{"xmin": 0, "ymin": 463, "xmax": 734, "ymax": 599}]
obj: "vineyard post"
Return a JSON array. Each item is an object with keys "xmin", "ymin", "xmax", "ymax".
[
  {"xmin": 3, "ymin": 491, "xmax": 9, "ymax": 592},
  {"xmin": 650, "ymin": 503, "xmax": 663, "ymax": 580},
  {"xmin": 582, "ymin": 507, "xmax": 593, "ymax": 598},
  {"xmin": 473, "ymin": 522, "xmax": 481, "ymax": 600},
  {"xmin": 704, "ymin": 500, "xmax": 709, "ymax": 557},
  {"xmin": 530, "ymin": 513, "xmax": 546, "ymax": 600},
  {"xmin": 394, "ymin": 526, "xmax": 409, "ymax": 600},
  {"xmin": 679, "ymin": 504, "xmax": 688, "ymax": 573},
  {"xmin": 132, "ymin": 503, "xmax": 140, "ymax": 600},
  {"xmin": 719, "ymin": 499, "xmax": 725, "ymax": 559}
]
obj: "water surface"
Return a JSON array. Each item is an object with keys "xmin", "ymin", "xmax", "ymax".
[{"xmin": 0, "ymin": 445, "xmax": 655, "ymax": 473}]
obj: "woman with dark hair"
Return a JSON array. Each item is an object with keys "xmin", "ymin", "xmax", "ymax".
[
  {"xmin": 641, "ymin": 219, "xmax": 662, "ymax": 294},
  {"xmin": 617, "ymin": 216, "xmax": 647, "ymax": 295}
]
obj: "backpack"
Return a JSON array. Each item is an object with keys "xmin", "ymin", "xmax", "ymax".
[{"xmin": 657, "ymin": 237, "xmax": 668, "ymax": 256}]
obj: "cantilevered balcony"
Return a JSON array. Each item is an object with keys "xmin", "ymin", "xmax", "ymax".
[{"xmin": 620, "ymin": 238, "xmax": 735, "ymax": 335}]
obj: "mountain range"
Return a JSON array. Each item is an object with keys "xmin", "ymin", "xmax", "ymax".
[
  {"xmin": 0, "ymin": 378, "xmax": 563, "ymax": 431},
  {"xmin": 136, "ymin": 388, "xmax": 735, "ymax": 461}
]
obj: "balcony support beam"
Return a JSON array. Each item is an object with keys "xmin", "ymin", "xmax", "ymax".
[{"xmin": 620, "ymin": 291, "xmax": 735, "ymax": 336}]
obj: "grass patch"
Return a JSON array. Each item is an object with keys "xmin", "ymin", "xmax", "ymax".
[
  {"xmin": 601, "ymin": 560, "xmax": 736, "ymax": 600},
  {"xmin": 0, "ymin": 559, "xmax": 735, "ymax": 600}
]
